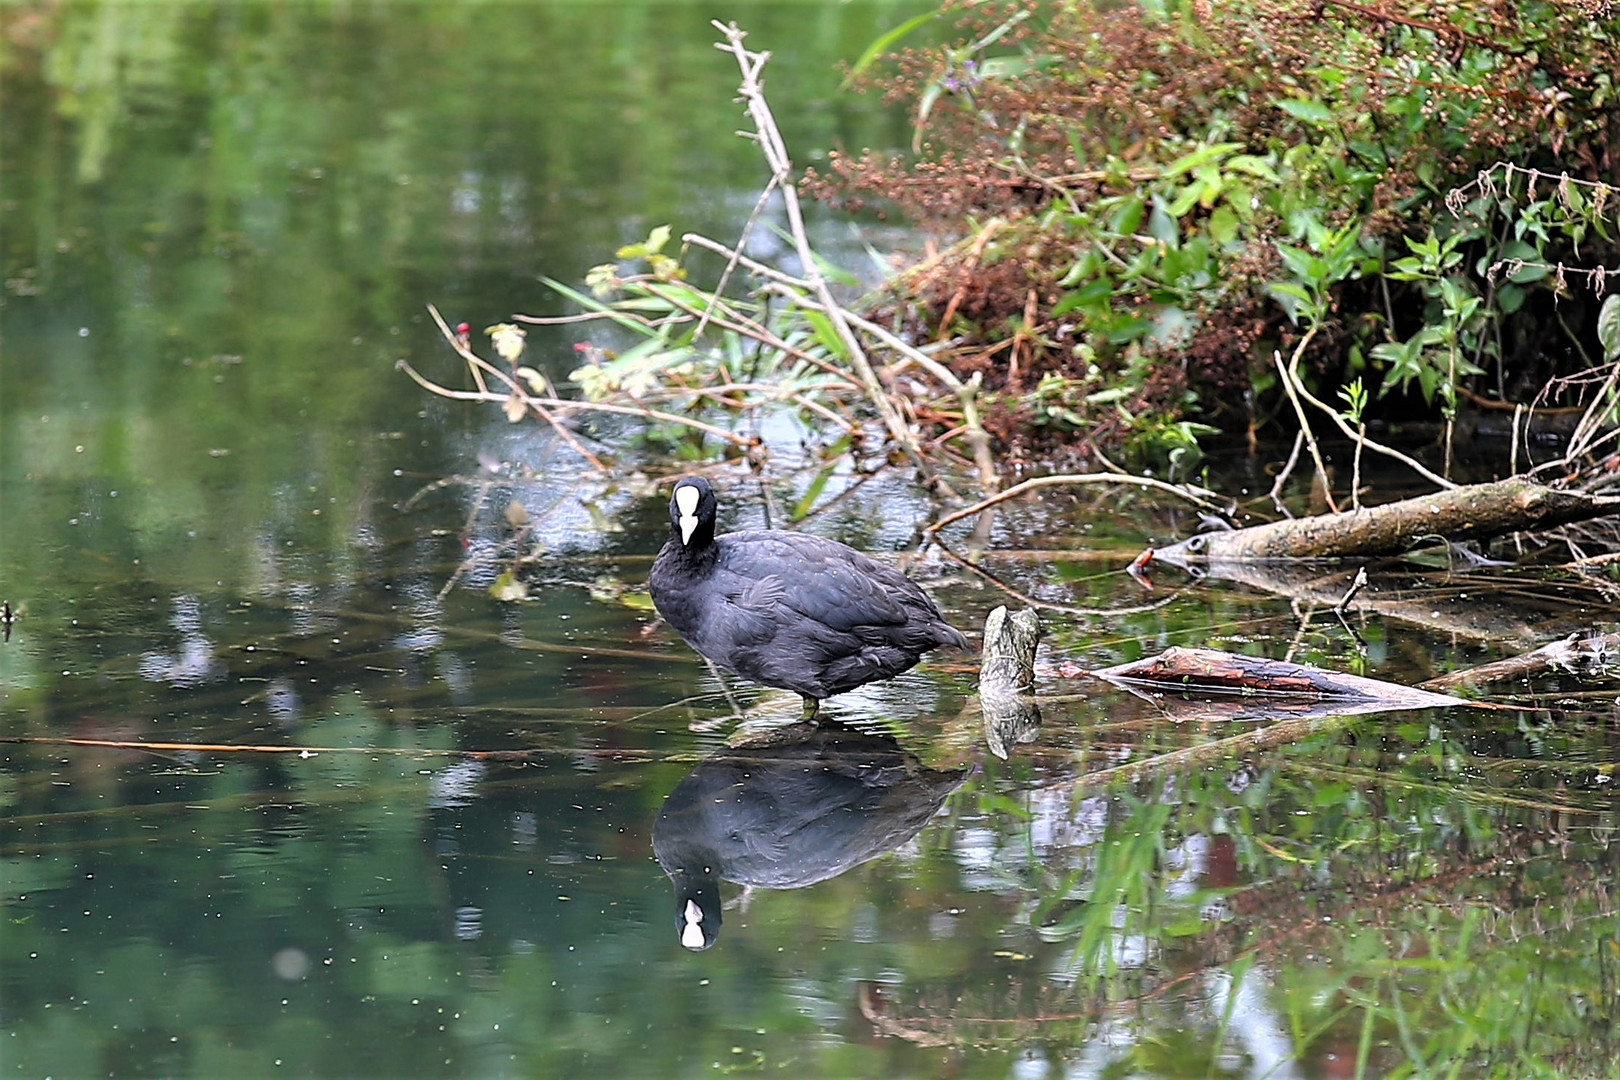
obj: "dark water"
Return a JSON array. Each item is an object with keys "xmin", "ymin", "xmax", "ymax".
[{"xmin": 3, "ymin": 4, "xmax": 1617, "ymax": 1078}]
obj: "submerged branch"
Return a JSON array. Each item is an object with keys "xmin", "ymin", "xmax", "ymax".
[{"xmin": 1419, "ymin": 629, "xmax": 1620, "ymax": 691}]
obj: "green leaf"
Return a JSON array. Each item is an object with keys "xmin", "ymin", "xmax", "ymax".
[
  {"xmin": 1167, "ymin": 181, "xmax": 1205, "ymax": 219},
  {"xmin": 1276, "ymin": 98, "xmax": 1336, "ymax": 125},
  {"xmin": 1208, "ymin": 205, "xmax": 1240, "ymax": 245},
  {"xmin": 1108, "ymin": 195, "xmax": 1144, "ymax": 237},
  {"xmin": 977, "ymin": 55, "xmax": 1038, "ymax": 80},
  {"xmin": 791, "ymin": 465, "xmax": 837, "ymax": 522},
  {"xmin": 1599, "ymin": 295, "xmax": 1620, "ymax": 361},
  {"xmin": 1102, "ymin": 316, "xmax": 1152, "ymax": 344},
  {"xmin": 801, "ymin": 309, "xmax": 848, "ymax": 359},
  {"xmin": 1051, "ymin": 277, "xmax": 1112, "ymax": 317},
  {"xmin": 845, "ymin": 10, "xmax": 940, "ymax": 82},
  {"xmin": 1267, "ymin": 281, "xmax": 1313, "ymax": 324},
  {"xmin": 1223, "ymin": 155, "xmax": 1280, "ymax": 183},
  {"xmin": 1058, "ymin": 250, "xmax": 1103, "ymax": 287},
  {"xmin": 1275, "ymin": 243, "xmax": 1325, "ymax": 284},
  {"xmin": 1146, "ymin": 197, "xmax": 1179, "ymax": 245},
  {"xmin": 490, "ymin": 570, "xmax": 528, "ymax": 603},
  {"xmin": 1162, "ymin": 141, "xmax": 1244, "ymax": 179}
]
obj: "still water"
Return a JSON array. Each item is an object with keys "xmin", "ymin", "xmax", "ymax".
[{"xmin": 3, "ymin": 4, "xmax": 1616, "ymax": 1078}]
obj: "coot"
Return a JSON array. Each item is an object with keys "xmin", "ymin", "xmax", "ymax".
[
  {"xmin": 652, "ymin": 721, "xmax": 966, "ymax": 949},
  {"xmin": 648, "ymin": 476, "xmax": 967, "ymax": 718}
]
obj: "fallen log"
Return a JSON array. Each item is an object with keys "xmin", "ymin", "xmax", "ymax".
[
  {"xmin": 1093, "ymin": 646, "xmax": 1468, "ymax": 709},
  {"xmin": 1418, "ymin": 629, "xmax": 1620, "ymax": 691},
  {"xmin": 1149, "ymin": 478, "xmax": 1620, "ymax": 563}
]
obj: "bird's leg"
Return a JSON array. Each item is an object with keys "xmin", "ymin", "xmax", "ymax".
[{"xmin": 800, "ymin": 696, "xmax": 821, "ymax": 722}]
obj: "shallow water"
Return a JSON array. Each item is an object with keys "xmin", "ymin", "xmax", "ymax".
[{"xmin": 3, "ymin": 4, "xmax": 1618, "ymax": 1078}]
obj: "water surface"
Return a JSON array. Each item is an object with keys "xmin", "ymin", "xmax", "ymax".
[{"xmin": 3, "ymin": 4, "xmax": 1616, "ymax": 1078}]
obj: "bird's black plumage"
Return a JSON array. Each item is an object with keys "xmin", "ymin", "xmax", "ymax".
[
  {"xmin": 651, "ymin": 721, "xmax": 966, "ymax": 949},
  {"xmin": 647, "ymin": 476, "xmax": 967, "ymax": 715}
]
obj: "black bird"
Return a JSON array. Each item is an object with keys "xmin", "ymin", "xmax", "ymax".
[
  {"xmin": 651, "ymin": 721, "xmax": 966, "ymax": 950},
  {"xmin": 648, "ymin": 476, "xmax": 967, "ymax": 719}
]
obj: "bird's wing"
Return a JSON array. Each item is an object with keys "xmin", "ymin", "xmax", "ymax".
[
  {"xmin": 716, "ymin": 532, "xmax": 911, "ymax": 631},
  {"xmin": 715, "ymin": 574, "xmax": 789, "ymax": 644}
]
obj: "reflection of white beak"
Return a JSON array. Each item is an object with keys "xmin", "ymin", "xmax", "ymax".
[
  {"xmin": 681, "ymin": 898, "xmax": 706, "ymax": 950},
  {"xmin": 675, "ymin": 484, "xmax": 701, "ymax": 546}
]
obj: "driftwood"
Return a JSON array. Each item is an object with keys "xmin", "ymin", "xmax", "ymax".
[
  {"xmin": 977, "ymin": 606, "xmax": 1042, "ymax": 759},
  {"xmin": 1419, "ymin": 629, "xmax": 1620, "ymax": 691},
  {"xmin": 1150, "ymin": 478, "xmax": 1620, "ymax": 563},
  {"xmin": 1093, "ymin": 646, "xmax": 1468, "ymax": 709}
]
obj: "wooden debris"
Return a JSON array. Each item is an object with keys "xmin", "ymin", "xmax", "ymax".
[
  {"xmin": 1148, "ymin": 478, "xmax": 1620, "ymax": 563},
  {"xmin": 1419, "ymin": 629, "xmax": 1620, "ymax": 691},
  {"xmin": 977, "ymin": 606, "xmax": 1042, "ymax": 759},
  {"xmin": 1093, "ymin": 646, "xmax": 1468, "ymax": 709}
]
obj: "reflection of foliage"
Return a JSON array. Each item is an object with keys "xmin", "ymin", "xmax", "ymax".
[{"xmin": 863, "ymin": 713, "xmax": 1619, "ymax": 1076}]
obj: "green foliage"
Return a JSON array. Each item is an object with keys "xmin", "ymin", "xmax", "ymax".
[
  {"xmin": 1339, "ymin": 377, "xmax": 1368, "ymax": 425},
  {"xmin": 832, "ymin": 0, "xmax": 1620, "ymax": 446},
  {"xmin": 550, "ymin": 227, "xmax": 882, "ymax": 461},
  {"xmin": 1601, "ymin": 294, "xmax": 1620, "ymax": 362}
]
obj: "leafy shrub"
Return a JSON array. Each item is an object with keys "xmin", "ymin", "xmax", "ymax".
[{"xmin": 813, "ymin": 0, "xmax": 1620, "ymax": 455}]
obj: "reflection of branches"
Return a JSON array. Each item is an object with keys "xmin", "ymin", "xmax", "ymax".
[{"xmin": 860, "ymin": 806, "xmax": 1614, "ymax": 1056}]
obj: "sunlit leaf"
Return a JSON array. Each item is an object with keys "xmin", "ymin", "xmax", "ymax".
[
  {"xmin": 486, "ymin": 323, "xmax": 527, "ymax": 363},
  {"xmin": 1276, "ymin": 98, "xmax": 1336, "ymax": 125},
  {"xmin": 1162, "ymin": 141, "xmax": 1244, "ymax": 179},
  {"xmin": 502, "ymin": 393, "xmax": 526, "ymax": 423}
]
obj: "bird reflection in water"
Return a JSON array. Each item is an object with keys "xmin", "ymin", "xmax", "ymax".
[{"xmin": 652, "ymin": 721, "xmax": 966, "ymax": 950}]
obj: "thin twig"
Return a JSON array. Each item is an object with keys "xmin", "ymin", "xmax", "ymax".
[
  {"xmin": 712, "ymin": 21, "xmax": 941, "ymax": 491},
  {"xmin": 1272, "ymin": 332, "xmax": 1339, "ymax": 511},
  {"xmin": 398, "ymin": 357, "xmax": 753, "ymax": 449},
  {"xmin": 1279, "ymin": 338, "xmax": 1458, "ymax": 492},
  {"xmin": 924, "ymin": 472, "xmax": 1223, "ymax": 537},
  {"xmin": 426, "ymin": 305, "xmax": 610, "ymax": 472},
  {"xmin": 1269, "ymin": 429, "xmax": 1305, "ymax": 517}
]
